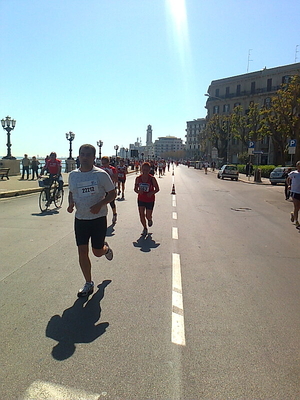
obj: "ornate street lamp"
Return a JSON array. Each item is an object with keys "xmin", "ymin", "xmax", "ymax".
[
  {"xmin": 97, "ymin": 140, "xmax": 103, "ymax": 159},
  {"xmin": 1, "ymin": 116, "xmax": 16, "ymax": 159},
  {"xmin": 66, "ymin": 131, "xmax": 75, "ymax": 160},
  {"xmin": 125, "ymin": 147, "xmax": 128, "ymax": 159},
  {"xmin": 114, "ymin": 145, "xmax": 119, "ymax": 165}
]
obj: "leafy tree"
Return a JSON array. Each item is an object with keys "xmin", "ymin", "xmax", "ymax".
[
  {"xmin": 204, "ymin": 114, "xmax": 230, "ymax": 160},
  {"xmin": 260, "ymin": 75, "xmax": 300, "ymax": 164}
]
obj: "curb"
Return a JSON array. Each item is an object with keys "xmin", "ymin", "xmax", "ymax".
[{"xmin": 0, "ymin": 183, "xmax": 69, "ymax": 199}]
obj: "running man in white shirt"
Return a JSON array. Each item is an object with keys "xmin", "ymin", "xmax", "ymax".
[{"xmin": 68, "ymin": 144, "xmax": 116, "ymax": 297}]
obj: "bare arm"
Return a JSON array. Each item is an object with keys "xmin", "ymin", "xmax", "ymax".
[
  {"xmin": 67, "ymin": 191, "xmax": 74, "ymax": 213},
  {"xmin": 90, "ymin": 189, "xmax": 116, "ymax": 214}
]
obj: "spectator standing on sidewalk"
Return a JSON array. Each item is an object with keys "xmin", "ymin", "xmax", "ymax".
[
  {"xmin": 30, "ymin": 156, "xmax": 40, "ymax": 180},
  {"xmin": 21, "ymin": 154, "xmax": 30, "ymax": 180},
  {"xmin": 245, "ymin": 162, "xmax": 253, "ymax": 177},
  {"xmin": 67, "ymin": 144, "xmax": 115, "ymax": 297},
  {"xmin": 287, "ymin": 161, "xmax": 300, "ymax": 229}
]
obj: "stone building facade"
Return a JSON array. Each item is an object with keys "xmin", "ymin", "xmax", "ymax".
[{"xmin": 205, "ymin": 62, "xmax": 300, "ymax": 164}]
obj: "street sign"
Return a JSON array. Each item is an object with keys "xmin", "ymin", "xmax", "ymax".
[
  {"xmin": 288, "ymin": 139, "xmax": 297, "ymax": 154},
  {"xmin": 211, "ymin": 147, "xmax": 218, "ymax": 159},
  {"xmin": 253, "ymin": 151, "xmax": 263, "ymax": 154},
  {"xmin": 248, "ymin": 141, "xmax": 255, "ymax": 155}
]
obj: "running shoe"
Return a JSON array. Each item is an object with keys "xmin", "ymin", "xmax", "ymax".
[
  {"xmin": 77, "ymin": 281, "xmax": 94, "ymax": 297},
  {"xmin": 295, "ymin": 221, "xmax": 300, "ymax": 228},
  {"xmin": 112, "ymin": 213, "xmax": 117, "ymax": 225},
  {"xmin": 141, "ymin": 228, "xmax": 148, "ymax": 236},
  {"xmin": 104, "ymin": 241, "xmax": 113, "ymax": 261},
  {"xmin": 148, "ymin": 219, "xmax": 153, "ymax": 227},
  {"xmin": 291, "ymin": 212, "xmax": 295, "ymax": 222}
]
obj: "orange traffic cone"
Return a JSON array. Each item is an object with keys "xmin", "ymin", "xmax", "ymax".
[{"xmin": 171, "ymin": 184, "xmax": 176, "ymax": 195}]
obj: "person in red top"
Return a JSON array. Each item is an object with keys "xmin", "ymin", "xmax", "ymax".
[
  {"xmin": 39, "ymin": 152, "xmax": 64, "ymax": 191},
  {"xmin": 100, "ymin": 156, "xmax": 118, "ymax": 224},
  {"xmin": 116, "ymin": 159, "xmax": 128, "ymax": 199},
  {"xmin": 134, "ymin": 162, "xmax": 160, "ymax": 236}
]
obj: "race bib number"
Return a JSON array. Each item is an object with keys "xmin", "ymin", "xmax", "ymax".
[
  {"xmin": 77, "ymin": 180, "xmax": 99, "ymax": 197},
  {"xmin": 139, "ymin": 182, "xmax": 150, "ymax": 192}
]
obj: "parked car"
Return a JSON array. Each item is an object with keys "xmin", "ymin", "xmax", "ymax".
[
  {"xmin": 269, "ymin": 167, "xmax": 294, "ymax": 185},
  {"xmin": 217, "ymin": 165, "xmax": 239, "ymax": 180}
]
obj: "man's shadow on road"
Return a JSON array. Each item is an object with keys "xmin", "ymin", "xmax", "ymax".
[
  {"xmin": 46, "ymin": 280, "xmax": 111, "ymax": 361},
  {"xmin": 133, "ymin": 233, "xmax": 160, "ymax": 253}
]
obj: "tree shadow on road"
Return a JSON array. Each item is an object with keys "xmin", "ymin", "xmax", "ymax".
[
  {"xmin": 133, "ymin": 233, "xmax": 160, "ymax": 253},
  {"xmin": 46, "ymin": 280, "xmax": 111, "ymax": 361}
]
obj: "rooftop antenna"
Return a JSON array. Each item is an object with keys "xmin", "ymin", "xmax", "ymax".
[
  {"xmin": 247, "ymin": 49, "xmax": 253, "ymax": 72},
  {"xmin": 295, "ymin": 45, "xmax": 299, "ymax": 63}
]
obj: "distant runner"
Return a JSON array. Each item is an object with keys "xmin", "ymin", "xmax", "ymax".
[
  {"xmin": 116, "ymin": 159, "xmax": 128, "ymax": 199},
  {"xmin": 134, "ymin": 162, "xmax": 160, "ymax": 236}
]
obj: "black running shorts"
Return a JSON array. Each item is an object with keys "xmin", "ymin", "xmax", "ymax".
[
  {"xmin": 291, "ymin": 192, "xmax": 300, "ymax": 201},
  {"xmin": 75, "ymin": 216, "xmax": 107, "ymax": 249},
  {"xmin": 137, "ymin": 200, "xmax": 155, "ymax": 210}
]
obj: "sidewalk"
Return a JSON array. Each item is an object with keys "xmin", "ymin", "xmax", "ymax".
[
  {"xmin": 0, "ymin": 169, "xmax": 138, "ymax": 198},
  {"xmin": 0, "ymin": 173, "xmax": 69, "ymax": 198}
]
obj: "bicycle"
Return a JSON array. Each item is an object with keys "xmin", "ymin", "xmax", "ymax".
[{"xmin": 38, "ymin": 176, "xmax": 64, "ymax": 212}]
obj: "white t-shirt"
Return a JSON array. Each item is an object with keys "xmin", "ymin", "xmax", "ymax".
[
  {"xmin": 69, "ymin": 166, "xmax": 115, "ymax": 220},
  {"xmin": 289, "ymin": 170, "xmax": 300, "ymax": 194}
]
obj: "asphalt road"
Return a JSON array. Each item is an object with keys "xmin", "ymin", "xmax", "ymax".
[{"xmin": 1, "ymin": 165, "xmax": 300, "ymax": 400}]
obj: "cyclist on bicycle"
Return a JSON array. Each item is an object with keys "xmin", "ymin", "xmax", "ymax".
[{"xmin": 39, "ymin": 152, "xmax": 64, "ymax": 193}]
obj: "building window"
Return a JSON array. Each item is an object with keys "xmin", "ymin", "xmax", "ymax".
[
  {"xmin": 213, "ymin": 105, "xmax": 219, "ymax": 114},
  {"xmin": 251, "ymin": 82, "xmax": 256, "ymax": 94},
  {"xmin": 264, "ymin": 97, "xmax": 271, "ymax": 108},
  {"xmin": 225, "ymin": 87, "xmax": 230, "ymax": 97},
  {"xmin": 236, "ymin": 84, "xmax": 241, "ymax": 95},
  {"xmin": 282, "ymin": 75, "xmax": 291, "ymax": 84},
  {"xmin": 215, "ymin": 88, "xmax": 220, "ymax": 97},
  {"xmin": 223, "ymin": 104, "xmax": 230, "ymax": 113},
  {"xmin": 267, "ymin": 78, "xmax": 272, "ymax": 91},
  {"xmin": 234, "ymin": 102, "xmax": 241, "ymax": 108}
]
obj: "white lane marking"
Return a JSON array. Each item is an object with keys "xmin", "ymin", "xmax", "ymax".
[
  {"xmin": 172, "ymin": 194, "xmax": 176, "ymax": 207},
  {"xmin": 23, "ymin": 380, "xmax": 102, "ymax": 399},
  {"xmin": 172, "ymin": 226, "xmax": 178, "ymax": 239},
  {"xmin": 172, "ymin": 253, "xmax": 186, "ymax": 346},
  {"xmin": 172, "ymin": 211, "xmax": 177, "ymax": 219},
  {"xmin": 172, "ymin": 290, "xmax": 183, "ymax": 310}
]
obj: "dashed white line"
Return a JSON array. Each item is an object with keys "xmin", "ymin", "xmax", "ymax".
[
  {"xmin": 172, "ymin": 212, "xmax": 177, "ymax": 220},
  {"xmin": 172, "ymin": 227, "xmax": 178, "ymax": 239},
  {"xmin": 172, "ymin": 253, "xmax": 186, "ymax": 346}
]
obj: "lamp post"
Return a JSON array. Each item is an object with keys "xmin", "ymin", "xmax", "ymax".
[
  {"xmin": 66, "ymin": 131, "xmax": 75, "ymax": 159},
  {"xmin": 125, "ymin": 147, "xmax": 128, "ymax": 160},
  {"xmin": 97, "ymin": 140, "xmax": 103, "ymax": 159},
  {"xmin": 1, "ymin": 116, "xmax": 16, "ymax": 159},
  {"xmin": 114, "ymin": 145, "xmax": 119, "ymax": 165}
]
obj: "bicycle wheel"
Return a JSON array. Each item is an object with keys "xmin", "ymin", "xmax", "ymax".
[
  {"xmin": 39, "ymin": 189, "xmax": 49, "ymax": 212},
  {"xmin": 54, "ymin": 188, "xmax": 64, "ymax": 208}
]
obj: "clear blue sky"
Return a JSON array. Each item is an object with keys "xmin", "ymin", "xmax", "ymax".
[{"xmin": 1, "ymin": 0, "xmax": 299, "ymax": 158}]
